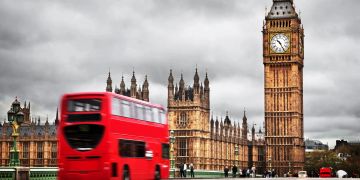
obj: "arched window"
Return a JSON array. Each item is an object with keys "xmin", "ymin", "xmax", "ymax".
[{"xmin": 179, "ymin": 112, "xmax": 187, "ymax": 127}]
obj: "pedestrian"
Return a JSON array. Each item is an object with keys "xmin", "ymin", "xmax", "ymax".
[
  {"xmin": 189, "ymin": 163, "xmax": 195, "ymax": 178},
  {"xmin": 224, "ymin": 165, "xmax": 229, "ymax": 177},
  {"xmin": 232, "ymin": 165, "xmax": 238, "ymax": 178},
  {"xmin": 183, "ymin": 162, "xmax": 187, "ymax": 177},
  {"xmin": 179, "ymin": 162, "xmax": 184, "ymax": 178},
  {"xmin": 251, "ymin": 165, "xmax": 256, "ymax": 177}
]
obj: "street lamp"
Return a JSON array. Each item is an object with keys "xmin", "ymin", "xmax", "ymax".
[
  {"xmin": 7, "ymin": 98, "xmax": 24, "ymax": 167},
  {"xmin": 170, "ymin": 130, "xmax": 176, "ymax": 178},
  {"xmin": 288, "ymin": 161, "xmax": 291, "ymax": 175}
]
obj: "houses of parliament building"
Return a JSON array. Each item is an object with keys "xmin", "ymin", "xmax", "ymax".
[
  {"xmin": 0, "ymin": 98, "xmax": 58, "ymax": 167},
  {"xmin": 167, "ymin": 69, "xmax": 266, "ymax": 172}
]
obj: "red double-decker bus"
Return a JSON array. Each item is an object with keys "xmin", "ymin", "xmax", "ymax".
[{"xmin": 58, "ymin": 92, "xmax": 170, "ymax": 180}]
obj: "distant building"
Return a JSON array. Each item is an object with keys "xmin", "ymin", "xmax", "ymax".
[
  {"xmin": 334, "ymin": 139, "xmax": 360, "ymax": 160},
  {"xmin": 106, "ymin": 70, "xmax": 149, "ymax": 102},
  {"xmin": 305, "ymin": 139, "xmax": 329, "ymax": 152},
  {"xmin": 0, "ymin": 98, "xmax": 58, "ymax": 167}
]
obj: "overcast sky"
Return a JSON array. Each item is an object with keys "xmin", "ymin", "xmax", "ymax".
[{"xmin": 1, "ymin": 0, "xmax": 359, "ymax": 148}]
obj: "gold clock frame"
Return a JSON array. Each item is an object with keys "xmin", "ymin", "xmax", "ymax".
[{"xmin": 269, "ymin": 33, "xmax": 291, "ymax": 54}]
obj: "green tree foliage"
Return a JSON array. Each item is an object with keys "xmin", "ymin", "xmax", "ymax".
[{"xmin": 305, "ymin": 149, "xmax": 360, "ymax": 178}]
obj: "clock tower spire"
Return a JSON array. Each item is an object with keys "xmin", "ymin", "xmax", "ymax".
[{"xmin": 263, "ymin": 0, "xmax": 304, "ymax": 175}]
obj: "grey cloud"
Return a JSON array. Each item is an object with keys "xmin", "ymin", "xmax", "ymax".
[{"xmin": 0, "ymin": 0, "xmax": 359, "ymax": 148}]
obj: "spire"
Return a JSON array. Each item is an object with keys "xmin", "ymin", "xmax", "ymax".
[
  {"xmin": 45, "ymin": 115, "xmax": 49, "ymax": 126},
  {"xmin": 120, "ymin": 75, "xmax": 125, "ymax": 94},
  {"xmin": 242, "ymin": 108, "xmax": 248, "ymax": 140},
  {"xmin": 243, "ymin": 108, "xmax": 247, "ymax": 122},
  {"xmin": 142, "ymin": 75, "xmax": 149, "ymax": 102},
  {"xmin": 54, "ymin": 107, "xmax": 59, "ymax": 126},
  {"xmin": 179, "ymin": 73, "xmax": 185, "ymax": 90},
  {"xmin": 168, "ymin": 69, "xmax": 174, "ymax": 85},
  {"xmin": 28, "ymin": 102, "xmax": 30, "ymax": 111},
  {"xmin": 204, "ymin": 71, "xmax": 209, "ymax": 90},
  {"xmin": 130, "ymin": 70, "xmax": 137, "ymax": 98},
  {"xmin": 106, "ymin": 70, "xmax": 113, "ymax": 92},
  {"xmin": 224, "ymin": 111, "xmax": 231, "ymax": 125},
  {"xmin": 266, "ymin": 0, "xmax": 297, "ymax": 20},
  {"xmin": 24, "ymin": 101, "xmax": 27, "ymax": 108},
  {"xmin": 131, "ymin": 70, "xmax": 136, "ymax": 83},
  {"xmin": 194, "ymin": 68, "xmax": 199, "ymax": 85}
]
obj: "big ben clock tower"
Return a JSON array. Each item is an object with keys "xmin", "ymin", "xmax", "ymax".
[{"xmin": 263, "ymin": 0, "xmax": 305, "ymax": 175}]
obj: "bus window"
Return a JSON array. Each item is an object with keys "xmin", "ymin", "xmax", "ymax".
[
  {"xmin": 64, "ymin": 124, "xmax": 104, "ymax": 151},
  {"xmin": 119, "ymin": 140, "xmax": 145, "ymax": 158},
  {"xmin": 153, "ymin": 108, "xmax": 160, "ymax": 123},
  {"xmin": 112, "ymin": 98, "xmax": 121, "ymax": 116},
  {"xmin": 121, "ymin": 100, "xmax": 131, "ymax": 118},
  {"xmin": 162, "ymin": 143, "xmax": 170, "ymax": 159},
  {"xmin": 144, "ymin": 106, "xmax": 153, "ymax": 122},
  {"xmin": 159, "ymin": 110, "xmax": 166, "ymax": 124},
  {"xmin": 68, "ymin": 99, "xmax": 101, "ymax": 112},
  {"xmin": 135, "ymin": 104, "xmax": 145, "ymax": 120}
]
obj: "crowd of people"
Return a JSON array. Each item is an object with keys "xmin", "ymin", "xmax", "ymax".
[
  {"xmin": 224, "ymin": 165, "xmax": 259, "ymax": 178},
  {"xmin": 177, "ymin": 163, "xmax": 279, "ymax": 178},
  {"xmin": 179, "ymin": 162, "xmax": 195, "ymax": 178}
]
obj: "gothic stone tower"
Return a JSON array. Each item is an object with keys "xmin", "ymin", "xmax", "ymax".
[
  {"xmin": 168, "ymin": 69, "xmax": 210, "ymax": 170},
  {"xmin": 263, "ymin": 0, "xmax": 305, "ymax": 175}
]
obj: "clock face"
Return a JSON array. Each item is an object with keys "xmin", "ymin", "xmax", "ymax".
[{"xmin": 270, "ymin": 33, "xmax": 290, "ymax": 53}]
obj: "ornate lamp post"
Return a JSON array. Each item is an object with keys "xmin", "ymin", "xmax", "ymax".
[
  {"xmin": 7, "ymin": 98, "xmax": 24, "ymax": 167},
  {"xmin": 170, "ymin": 130, "xmax": 176, "ymax": 178},
  {"xmin": 288, "ymin": 161, "xmax": 291, "ymax": 175}
]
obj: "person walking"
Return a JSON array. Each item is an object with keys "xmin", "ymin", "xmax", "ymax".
[
  {"xmin": 189, "ymin": 163, "xmax": 195, "ymax": 178},
  {"xmin": 179, "ymin": 162, "xmax": 184, "ymax": 178},
  {"xmin": 224, "ymin": 165, "xmax": 229, "ymax": 178},
  {"xmin": 183, "ymin": 163, "xmax": 187, "ymax": 177},
  {"xmin": 232, "ymin": 165, "xmax": 238, "ymax": 178}
]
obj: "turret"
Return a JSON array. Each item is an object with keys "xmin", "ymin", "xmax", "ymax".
[
  {"xmin": 142, "ymin": 75, "xmax": 149, "ymax": 102},
  {"xmin": 130, "ymin": 71, "xmax": 137, "ymax": 98},
  {"xmin": 252, "ymin": 124, "xmax": 256, "ymax": 142},
  {"xmin": 242, "ymin": 110, "xmax": 248, "ymax": 140},
  {"xmin": 168, "ymin": 70, "xmax": 174, "ymax": 103},
  {"xmin": 106, "ymin": 70, "xmax": 113, "ymax": 92},
  {"xmin": 193, "ymin": 68, "xmax": 200, "ymax": 94},
  {"xmin": 120, "ymin": 75, "xmax": 126, "ymax": 95},
  {"xmin": 179, "ymin": 74, "xmax": 185, "ymax": 100},
  {"xmin": 55, "ymin": 108, "xmax": 59, "ymax": 126},
  {"xmin": 204, "ymin": 72, "xmax": 210, "ymax": 108}
]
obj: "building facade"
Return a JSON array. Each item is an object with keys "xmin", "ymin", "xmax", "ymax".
[
  {"xmin": 0, "ymin": 98, "xmax": 58, "ymax": 167},
  {"xmin": 263, "ymin": 0, "xmax": 305, "ymax": 175},
  {"xmin": 106, "ymin": 71, "xmax": 149, "ymax": 102},
  {"xmin": 167, "ymin": 69, "xmax": 265, "ymax": 171},
  {"xmin": 305, "ymin": 139, "xmax": 329, "ymax": 152}
]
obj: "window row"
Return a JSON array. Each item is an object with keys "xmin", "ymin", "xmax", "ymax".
[
  {"xmin": 119, "ymin": 139, "xmax": 169, "ymax": 159},
  {"xmin": 112, "ymin": 98, "xmax": 166, "ymax": 124}
]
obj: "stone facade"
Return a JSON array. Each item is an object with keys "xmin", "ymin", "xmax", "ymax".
[
  {"xmin": 106, "ymin": 71, "xmax": 149, "ymax": 102},
  {"xmin": 167, "ymin": 69, "xmax": 265, "ymax": 172},
  {"xmin": 0, "ymin": 98, "xmax": 58, "ymax": 167},
  {"xmin": 263, "ymin": 0, "xmax": 305, "ymax": 175}
]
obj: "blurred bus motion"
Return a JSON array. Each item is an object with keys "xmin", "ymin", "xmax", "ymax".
[{"xmin": 58, "ymin": 92, "xmax": 170, "ymax": 180}]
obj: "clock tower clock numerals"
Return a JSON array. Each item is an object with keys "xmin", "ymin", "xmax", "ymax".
[{"xmin": 270, "ymin": 33, "xmax": 290, "ymax": 53}]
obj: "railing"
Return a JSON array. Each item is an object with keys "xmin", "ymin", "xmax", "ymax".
[
  {"xmin": 29, "ymin": 167, "xmax": 58, "ymax": 180},
  {"xmin": 0, "ymin": 167, "xmax": 58, "ymax": 180},
  {"xmin": 0, "ymin": 168, "xmax": 15, "ymax": 180}
]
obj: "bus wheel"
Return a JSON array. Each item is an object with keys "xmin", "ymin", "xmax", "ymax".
[
  {"xmin": 123, "ymin": 167, "xmax": 130, "ymax": 180},
  {"xmin": 154, "ymin": 168, "xmax": 160, "ymax": 180}
]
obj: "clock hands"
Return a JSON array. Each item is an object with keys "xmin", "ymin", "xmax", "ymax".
[{"xmin": 276, "ymin": 40, "xmax": 286, "ymax": 52}]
